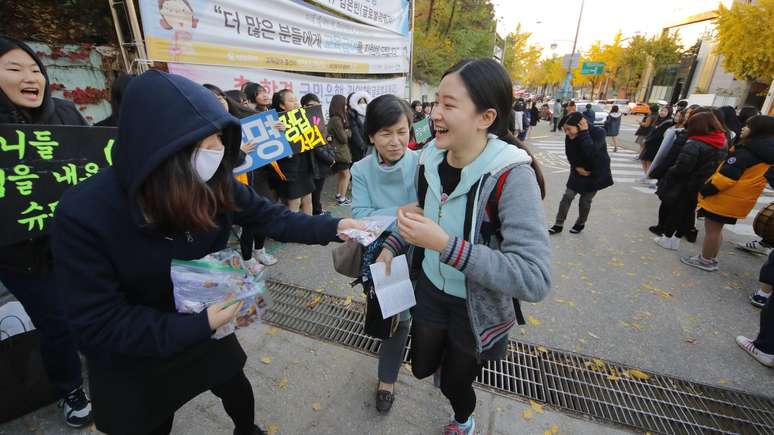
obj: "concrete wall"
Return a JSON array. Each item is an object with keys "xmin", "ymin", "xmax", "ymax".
[
  {"xmin": 687, "ymin": 37, "xmax": 748, "ymax": 106},
  {"xmin": 408, "ymin": 81, "xmax": 439, "ymax": 103}
]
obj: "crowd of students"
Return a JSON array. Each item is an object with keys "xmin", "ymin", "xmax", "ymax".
[{"xmin": 1, "ymin": 34, "xmax": 552, "ymax": 435}]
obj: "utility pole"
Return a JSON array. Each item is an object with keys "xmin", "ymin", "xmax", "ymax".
[
  {"xmin": 560, "ymin": 0, "xmax": 584, "ymax": 101},
  {"xmin": 408, "ymin": 0, "xmax": 415, "ymax": 101}
]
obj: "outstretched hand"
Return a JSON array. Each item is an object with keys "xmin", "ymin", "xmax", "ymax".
[{"xmin": 336, "ymin": 218, "xmax": 367, "ymax": 241}]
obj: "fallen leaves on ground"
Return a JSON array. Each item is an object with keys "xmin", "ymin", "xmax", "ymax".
[
  {"xmin": 311, "ymin": 402, "xmax": 322, "ymax": 411},
  {"xmin": 620, "ymin": 321, "xmax": 642, "ymax": 331},
  {"xmin": 265, "ymin": 327, "xmax": 280, "ymax": 336},
  {"xmin": 625, "ymin": 369, "xmax": 651, "ymax": 381},
  {"xmin": 267, "ymin": 425, "xmax": 280, "ymax": 435},
  {"xmin": 587, "ymin": 331, "xmax": 600, "ymax": 339},
  {"xmin": 719, "ymin": 378, "xmax": 728, "ymax": 385},
  {"xmin": 609, "ymin": 257, "xmax": 624, "ymax": 267},
  {"xmin": 530, "ymin": 400, "xmax": 545, "ymax": 414},
  {"xmin": 260, "ymin": 356, "xmax": 272, "ymax": 364},
  {"xmin": 307, "ymin": 295, "xmax": 322, "ymax": 310},
  {"xmin": 550, "ymin": 424, "xmax": 559, "ymax": 434},
  {"xmin": 537, "ymin": 346, "xmax": 549, "ymax": 355},
  {"xmin": 522, "ymin": 409, "xmax": 533, "ymax": 420},
  {"xmin": 684, "ymin": 337, "xmax": 697, "ymax": 344},
  {"xmin": 527, "ymin": 315, "xmax": 542, "ymax": 326},
  {"xmin": 276, "ymin": 378, "xmax": 289, "ymax": 389},
  {"xmin": 342, "ymin": 295, "xmax": 353, "ymax": 307},
  {"xmin": 584, "ymin": 359, "xmax": 607, "ymax": 372}
]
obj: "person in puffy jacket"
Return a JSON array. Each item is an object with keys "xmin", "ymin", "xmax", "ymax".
[
  {"xmin": 653, "ymin": 112, "xmax": 727, "ymax": 251},
  {"xmin": 682, "ymin": 115, "xmax": 774, "ymax": 272},
  {"xmin": 604, "ymin": 105, "xmax": 622, "ymax": 152},
  {"xmin": 549, "ymin": 112, "xmax": 613, "ymax": 235}
]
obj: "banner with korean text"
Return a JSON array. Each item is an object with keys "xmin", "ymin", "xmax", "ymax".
[
  {"xmin": 307, "ymin": 0, "xmax": 410, "ymax": 35},
  {"xmin": 0, "ymin": 125, "xmax": 115, "ymax": 246},
  {"xmin": 167, "ymin": 63, "xmax": 406, "ymax": 115},
  {"xmin": 139, "ymin": 0, "xmax": 410, "ymax": 73}
]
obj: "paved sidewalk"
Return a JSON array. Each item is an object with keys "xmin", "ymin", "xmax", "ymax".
[{"xmin": 1, "ymin": 322, "xmax": 635, "ymax": 435}]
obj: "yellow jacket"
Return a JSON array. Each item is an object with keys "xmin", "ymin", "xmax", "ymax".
[{"xmin": 699, "ymin": 139, "xmax": 774, "ymax": 219}]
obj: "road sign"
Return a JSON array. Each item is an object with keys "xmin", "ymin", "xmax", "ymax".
[
  {"xmin": 562, "ymin": 53, "xmax": 580, "ymax": 69},
  {"xmin": 581, "ymin": 62, "xmax": 605, "ymax": 75}
]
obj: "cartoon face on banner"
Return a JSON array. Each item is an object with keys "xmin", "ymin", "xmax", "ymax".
[
  {"xmin": 279, "ymin": 105, "xmax": 327, "ymax": 154},
  {"xmin": 0, "ymin": 125, "xmax": 115, "ymax": 246},
  {"xmin": 233, "ymin": 109, "xmax": 292, "ymax": 175},
  {"xmin": 158, "ymin": 0, "xmax": 199, "ymax": 59}
]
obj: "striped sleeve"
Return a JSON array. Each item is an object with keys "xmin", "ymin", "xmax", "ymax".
[
  {"xmin": 440, "ymin": 236, "xmax": 473, "ymax": 271},
  {"xmin": 382, "ymin": 233, "xmax": 407, "ymax": 256}
]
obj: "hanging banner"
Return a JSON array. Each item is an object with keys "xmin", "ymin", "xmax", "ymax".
[
  {"xmin": 139, "ymin": 0, "xmax": 410, "ymax": 74},
  {"xmin": 0, "ymin": 125, "xmax": 115, "ymax": 246},
  {"xmin": 306, "ymin": 0, "xmax": 410, "ymax": 35},
  {"xmin": 167, "ymin": 63, "xmax": 406, "ymax": 114}
]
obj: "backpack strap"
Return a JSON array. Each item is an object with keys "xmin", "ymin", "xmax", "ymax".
[{"xmin": 486, "ymin": 168, "xmax": 513, "ymax": 240}]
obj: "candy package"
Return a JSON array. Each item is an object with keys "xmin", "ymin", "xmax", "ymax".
[
  {"xmin": 171, "ymin": 248, "xmax": 270, "ymax": 339},
  {"xmin": 338, "ymin": 215, "xmax": 396, "ymax": 246}
]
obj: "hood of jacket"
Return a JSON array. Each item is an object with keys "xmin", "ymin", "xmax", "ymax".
[
  {"xmin": 113, "ymin": 70, "xmax": 242, "ymax": 202},
  {"xmin": 743, "ymin": 137, "xmax": 774, "ymax": 164},
  {"xmin": 689, "ymin": 130, "xmax": 727, "ymax": 150},
  {"xmin": 0, "ymin": 37, "xmax": 55, "ymax": 124},
  {"xmin": 609, "ymin": 112, "xmax": 622, "ymax": 119},
  {"xmin": 348, "ymin": 91, "xmax": 372, "ymax": 119}
]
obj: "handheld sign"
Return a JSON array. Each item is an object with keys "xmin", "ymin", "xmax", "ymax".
[
  {"xmin": 278, "ymin": 105, "xmax": 327, "ymax": 155},
  {"xmin": 413, "ymin": 117, "xmax": 431, "ymax": 143},
  {"xmin": 0, "ymin": 124, "xmax": 116, "ymax": 246},
  {"xmin": 233, "ymin": 109, "xmax": 292, "ymax": 175}
]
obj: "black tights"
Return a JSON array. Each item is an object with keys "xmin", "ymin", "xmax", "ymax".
[
  {"xmin": 410, "ymin": 322, "xmax": 483, "ymax": 423},
  {"xmin": 143, "ymin": 371, "xmax": 256, "ymax": 435}
]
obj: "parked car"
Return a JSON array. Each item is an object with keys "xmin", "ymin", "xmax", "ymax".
[
  {"xmin": 629, "ymin": 102, "xmax": 651, "ymax": 115},
  {"xmin": 590, "ymin": 104, "xmax": 608, "ymax": 126}
]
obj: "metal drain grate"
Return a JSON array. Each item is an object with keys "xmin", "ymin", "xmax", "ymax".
[{"xmin": 263, "ymin": 280, "xmax": 774, "ymax": 435}]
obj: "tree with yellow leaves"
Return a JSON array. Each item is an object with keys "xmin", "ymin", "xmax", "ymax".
[{"xmin": 716, "ymin": 0, "xmax": 774, "ymax": 81}]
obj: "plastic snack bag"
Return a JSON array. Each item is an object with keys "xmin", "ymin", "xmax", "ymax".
[
  {"xmin": 171, "ymin": 250, "xmax": 270, "ymax": 339},
  {"xmin": 338, "ymin": 215, "xmax": 396, "ymax": 246}
]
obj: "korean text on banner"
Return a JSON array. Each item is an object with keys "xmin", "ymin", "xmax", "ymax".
[
  {"xmin": 233, "ymin": 110, "xmax": 292, "ymax": 175},
  {"xmin": 279, "ymin": 105, "xmax": 328, "ymax": 155},
  {"xmin": 0, "ymin": 125, "xmax": 115, "ymax": 246},
  {"xmin": 308, "ymin": 0, "xmax": 410, "ymax": 35},
  {"xmin": 139, "ymin": 0, "xmax": 410, "ymax": 74},
  {"xmin": 413, "ymin": 117, "xmax": 431, "ymax": 143},
  {"xmin": 168, "ymin": 63, "xmax": 406, "ymax": 115}
]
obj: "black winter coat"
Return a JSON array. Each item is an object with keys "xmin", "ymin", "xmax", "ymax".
[
  {"xmin": 52, "ymin": 71, "xmax": 342, "ymax": 434},
  {"xmin": 565, "ymin": 126, "xmax": 614, "ymax": 193},
  {"xmin": 348, "ymin": 107, "xmax": 368, "ymax": 162},
  {"xmin": 656, "ymin": 138, "xmax": 727, "ymax": 204}
]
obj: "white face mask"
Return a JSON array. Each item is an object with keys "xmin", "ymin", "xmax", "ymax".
[{"xmin": 191, "ymin": 148, "xmax": 224, "ymax": 182}]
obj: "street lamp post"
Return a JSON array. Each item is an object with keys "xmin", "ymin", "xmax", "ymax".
[{"xmin": 559, "ymin": 0, "xmax": 585, "ymax": 101}]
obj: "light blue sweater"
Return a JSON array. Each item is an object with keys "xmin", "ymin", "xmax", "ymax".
[
  {"xmin": 350, "ymin": 149, "xmax": 419, "ymax": 221},
  {"xmin": 421, "ymin": 135, "xmax": 533, "ymax": 298}
]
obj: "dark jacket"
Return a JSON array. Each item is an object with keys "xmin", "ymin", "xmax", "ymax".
[
  {"xmin": 327, "ymin": 114, "xmax": 351, "ymax": 164},
  {"xmin": 650, "ymin": 129, "xmax": 688, "ymax": 180},
  {"xmin": 530, "ymin": 106, "xmax": 540, "ymax": 126},
  {"xmin": 643, "ymin": 117, "xmax": 674, "ymax": 151},
  {"xmin": 565, "ymin": 126, "xmax": 613, "ymax": 193},
  {"xmin": 656, "ymin": 131, "xmax": 727, "ymax": 204},
  {"xmin": 347, "ymin": 107, "xmax": 368, "ymax": 162},
  {"xmin": 604, "ymin": 112, "xmax": 621, "ymax": 136},
  {"xmin": 0, "ymin": 38, "xmax": 87, "ymax": 275},
  {"xmin": 582, "ymin": 109, "xmax": 595, "ymax": 125},
  {"xmin": 51, "ymin": 71, "xmax": 341, "ymax": 433}
]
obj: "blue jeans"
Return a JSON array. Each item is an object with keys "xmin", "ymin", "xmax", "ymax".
[{"xmin": 0, "ymin": 269, "xmax": 83, "ymax": 397}]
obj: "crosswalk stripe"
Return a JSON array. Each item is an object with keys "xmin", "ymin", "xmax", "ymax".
[
  {"xmin": 613, "ymin": 178, "xmax": 639, "ymax": 183},
  {"xmin": 610, "ymin": 169, "xmax": 646, "ymax": 176},
  {"xmin": 611, "ymin": 162, "xmax": 643, "ymax": 169}
]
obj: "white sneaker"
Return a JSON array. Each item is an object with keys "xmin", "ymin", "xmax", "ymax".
[
  {"xmin": 736, "ymin": 336, "xmax": 774, "ymax": 367},
  {"xmin": 254, "ymin": 248, "xmax": 278, "ymax": 266},
  {"xmin": 735, "ymin": 240, "xmax": 772, "ymax": 256},
  {"xmin": 654, "ymin": 236, "xmax": 679, "ymax": 250}
]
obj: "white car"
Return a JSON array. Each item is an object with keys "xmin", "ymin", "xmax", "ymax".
[{"xmin": 590, "ymin": 104, "xmax": 609, "ymax": 126}]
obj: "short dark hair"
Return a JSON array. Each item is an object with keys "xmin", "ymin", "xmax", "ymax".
[
  {"xmin": 586, "ymin": 104, "xmax": 592, "ymax": 109},
  {"xmin": 364, "ymin": 94, "xmax": 412, "ymax": 139},
  {"xmin": 611, "ymin": 105, "xmax": 619, "ymax": 113},
  {"xmin": 738, "ymin": 106, "xmax": 761, "ymax": 125},
  {"xmin": 203, "ymin": 84, "xmax": 255, "ymax": 119},
  {"xmin": 271, "ymin": 89, "xmax": 293, "ymax": 111},
  {"xmin": 560, "ymin": 111, "xmax": 584, "ymax": 128},
  {"xmin": 411, "ymin": 100, "xmax": 422, "ymax": 110},
  {"xmin": 300, "ymin": 93, "xmax": 320, "ymax": 107},
  {"xmin": 685, "ymin": 112, "xmax": 724, "ymax": 137}
]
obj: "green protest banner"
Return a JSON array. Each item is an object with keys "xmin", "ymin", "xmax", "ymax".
[
  {"xmin": 0, "ymin": 125, "xmax": 116, "ymax": 246},
  {"xmin": 413, "ymin": 117, "xmax": 431, "ymax": 143}
]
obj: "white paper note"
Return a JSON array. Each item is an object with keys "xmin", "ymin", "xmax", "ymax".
[{"xmin": 368, "ymin": 254, "xmax": 416, "ymax": 319}]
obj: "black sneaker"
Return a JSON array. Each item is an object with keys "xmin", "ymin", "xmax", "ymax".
[
  {"xmin": 751, "ymin": 293, "xmax": 769, "ymax": 308},
  {"xmin": 570, "ymin": 224, "xmax": 585, "ymax": 234},
  {"xmin": 58, "ymin": 387, "xmax": 92, "ymax": 428},
  {"xmin": 548, "ymin": 225, "xmax": 563, "ymax": 235},
  {"xmin": 648, "ymin": 225, "xmax": 664, "ymax": 236}
]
